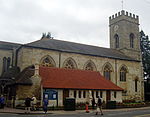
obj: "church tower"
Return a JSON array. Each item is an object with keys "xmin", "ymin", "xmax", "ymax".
[{"xmin": 109, "ymin": 10, "xmax": 141, "ymax": 60}]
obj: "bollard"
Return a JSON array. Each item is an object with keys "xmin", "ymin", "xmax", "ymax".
[{"xmin": 85, "ymin": 104, "xmax": 90, "ymax": 113}]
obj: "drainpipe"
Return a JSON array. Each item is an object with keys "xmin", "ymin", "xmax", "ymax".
[
  {"xmin": 115, "ymin": 59, "xmax": 117, "ymax": 85},
  {"xmin": 15, "ymin": 46, "xmax": 22, "ymax": 67}
]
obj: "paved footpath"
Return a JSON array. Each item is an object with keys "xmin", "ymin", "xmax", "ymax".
[{"xmin": 0, "ymin": 107, "xmax": 150, "ymax": 115}]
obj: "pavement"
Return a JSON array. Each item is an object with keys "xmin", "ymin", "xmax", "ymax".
[
  {"xmin": 0, "ymin": 107, "xmax": 150, "ymax": 115},
  {"xmin": 0, "ymin": 107, "xmax": 86, "ymax": 115}
]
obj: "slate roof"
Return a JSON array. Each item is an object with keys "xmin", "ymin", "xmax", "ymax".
[
  {"xmin": 15, "ymin": 65, "xmax": 34, "ymax": 85},
  {"xmin": 40, "ymin": 66, "xmax": 123, "ymax": 91},
  {"xmin": 25, "ymin": 38, "xmax": 138, "ymax": 61},
  {"xmin": 1, "ymin": 66, "xmax": 20, "ymax": 79},
  {"xmin": 0, "ymin": 41, "xmax": 21, "ymax": 50}
]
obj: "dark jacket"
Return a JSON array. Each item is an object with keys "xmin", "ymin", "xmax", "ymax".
[{"xmin": 25, "ymin": 97, "xmax": 32, "ymax": 107}]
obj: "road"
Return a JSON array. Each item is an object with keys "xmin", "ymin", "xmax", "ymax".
[{"xmin": 0, "ymin": 107, "xmax": 150, "ymax": 117}]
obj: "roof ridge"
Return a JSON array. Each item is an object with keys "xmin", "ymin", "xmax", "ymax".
[{"xmin": 0, "ymin": 41, "xmax": 22, "ymax": 45}]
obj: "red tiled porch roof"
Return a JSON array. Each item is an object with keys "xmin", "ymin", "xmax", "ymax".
[{"xmin": 39, "ymin": 67, "xmax": 123, "ymax": 91}]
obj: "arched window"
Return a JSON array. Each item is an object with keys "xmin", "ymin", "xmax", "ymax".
[
  {"xmin": 3, "ymin": 57, "xmax": 7, "ymax": 72},
  {"xmin": 120, "ymin": 66, "xmax": 128, "ymax": 82},
  {"xmin": 114, "ymin": 34, "xmax": 119, "ymax": 48},
  {"xmin": 7, "ymin": 57, "xmax": 11, "ymax": 69},
  {"xmin": 41, "ymin": 56, "xmax": 56, "ymax": 67},
  {"xmin": 84, "ymin": 60, "xmax": 97, "ymax": 71},
  {"xmin": 130, "ymin": 33, "xmax": 134, "ymax": 48},
  {"xmin": 103, "ymin": 63, "xmax": 112, "ymax": 80},
  {"xmin": 135, "ymin": 79, "xmax": 138, "ymax": 92},
  {"xmin": 63, "ymin": 58, "xmax": 77, "ymax": 69}
]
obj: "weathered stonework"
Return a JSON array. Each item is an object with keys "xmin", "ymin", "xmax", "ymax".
[{"xmin": 16, "ymin": 46, "xmax": 143, "ymax": 102}]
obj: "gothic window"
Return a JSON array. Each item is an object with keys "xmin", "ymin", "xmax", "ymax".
[
  {"xmin": 84, "ymin": 60, "xmax": 96, "ymax": 71},
  {"xmin": 130, "ymin": 33, "xmax": 134, "ymax": 48},
  {"xmin": 7, "ymin": 57, "xmax": 11, "ymax": 69},
  {"xmin": 63, "ymin": 58, "xmax": 77, "ymax": 69},
  {"xmin": 3, "ymin": 57, "xmax": 7, "ymax": 72},
  {"xmin": 41, "ymin": 56, "xmax": 55, "ymax": 67},
  {"xmin": 120, "ymin": 66, "xmax": 128, "ymax": 82},
  {"xmin": 114, "ymin": 34, "xmax": 119, "ymax": 48},
  {"xmin": 103, "ymin": 63, "xmax": 112, "ymax": 80},
  {"xmin": 135, "ymin": 79, "xmax": 138, "ymax": 92}
]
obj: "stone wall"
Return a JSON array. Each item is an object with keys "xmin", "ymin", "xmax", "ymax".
[
  {"xmin": 17, "ymin": 47, "xmax": 144, "ymax": 101},
  {"xmin": 0, "ymin": 49, "xmax": 13, "ymax": 76}
]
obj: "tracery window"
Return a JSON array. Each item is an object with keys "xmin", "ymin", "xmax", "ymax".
[
  {"xmin": 120, "ymin": 66, "xmax": 127, "ymax": 82},
  {"xmin": 114, "ymin": 34, "xmax": 119, "ymax": 48},
  {"xmin": 41, "ymin": 56, "xmax": 55, "ymax": 67},
  {"xmin": 103, "ymin": 64, "xmax": 112, "ymax": 80},
  {"xmin": 84, "ymin": 60, "xmax": 96, "ymax": 71},
  {"xmin": 63, "ymin": 58, "xmax": 77, "ymax": 69},
  {"xmin": 85, "ymin": 62, "xmax": 94, "ymax": 70},
  {"xmin": 130, "ymin": 33, "xmax": 134, "ymax": 48}
]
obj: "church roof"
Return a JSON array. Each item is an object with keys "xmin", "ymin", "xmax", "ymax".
[
  {"xmin": 15, "ymin": 65, "xmax": 34, "ymax": 85},
  {"xmin": 0, "ymin": 41, "xmax": 21, "ymax": 50},
  {"xmin": 40, "ymin": 66, "xmax": 123, "ymax": 91},
  {"xmin": 25, "ymin": 38, "xmax": 138, "ymax": 61}
]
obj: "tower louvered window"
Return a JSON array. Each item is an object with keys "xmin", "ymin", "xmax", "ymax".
[
  {"xmin": 114, "ymin": 34, "xmax": 119, "ymax": 48},
  {"xmin": 130, "ymin": 33, "xmax": 134, "ymax": 48}
]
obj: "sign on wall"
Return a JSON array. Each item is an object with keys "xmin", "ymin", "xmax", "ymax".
[{"xmin": 43, "ymin": 89, "xmax": 58, "ymax": 100}]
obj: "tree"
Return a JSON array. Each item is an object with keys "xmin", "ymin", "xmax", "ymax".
[{"xmin": 140, "ymin": 30, "xmax": 150, "ymax": 79}]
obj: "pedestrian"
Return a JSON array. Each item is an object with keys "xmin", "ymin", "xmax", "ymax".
[
  {"xmin": 0, "ymin": 95, "xmax": 5, "ymax": 109},
  {"xmin": 95, "ymin": 96, "xmax": 103, "ymax": 115},
  {"xmin": 92, "ymin": 97, "xmax": 96, "ymax": 109},
  {"xmin": 32, "ymin": 95, "xmax": 37, "ymax": 111},
  {"xmin": 24, "ymin": 96, "xmax": 32, "ymax": 113},
  {"xmin": 43, "ymin": 97, "xmax": 48, "ymax": 113}
]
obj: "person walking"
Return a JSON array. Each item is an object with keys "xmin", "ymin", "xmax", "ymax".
[
  {"xmin": 92, "ymin": 97, "xmax": 96, "ymax": 109},
  {"xmin": 32, "ymin": 95, "xmax": 37, "ymax": 111},
  {"xmin": 43, "ymin": 97, "xmax": 48, "ymax": 113},
  {"xmin": 25, "ymin": 96, "xmax": 32, "ymax": 113},
  {"xmin": 0, "ymin": 95, "xmax": 5, "ymax": 109},
  {"xmin": 95, "ymin": 96, "xmax": 103, "ymax": 115}
]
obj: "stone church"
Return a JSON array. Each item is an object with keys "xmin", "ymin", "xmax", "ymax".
[{"xmin": 0, "ymin": 10, "xmax": 144, "ymax": 107}]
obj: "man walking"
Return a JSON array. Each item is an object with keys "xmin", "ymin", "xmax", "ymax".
[
  {"xmin": 95, "ymin": 96, "xmax": 103, "ymax": 115},
  {"xmin": 25, "ymin": 96, "xmax": 32, "ymax": 113},
  {"xmin": 0, "ymin": 95, "xmax": 5, "ymax": 109}
]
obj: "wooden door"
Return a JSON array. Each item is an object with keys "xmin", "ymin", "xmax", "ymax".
[
  {"xmin": 106, "ymin": 90, "xmax": 111, "ymax": 102},
  {"xmin": 63, "ymin": 89, "xmax": 69, "ymax": 105}
]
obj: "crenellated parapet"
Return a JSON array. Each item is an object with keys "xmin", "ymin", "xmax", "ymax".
[{"xmin": 109, "ymin": 10, "xmax": 139, "ymax": 25}]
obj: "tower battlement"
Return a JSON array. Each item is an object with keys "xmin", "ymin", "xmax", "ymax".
[{"xmin": 109, "ymin": 10, "xmax": 139, "ymax": 25}]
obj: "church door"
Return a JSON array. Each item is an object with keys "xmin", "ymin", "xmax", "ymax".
[
  {"xmin": 106, "ymin": 90, "xmax": 111, "ymax": 102},
  {"xmin": 63, "ymin": 89, "xmax": 69, "ymax": 105}
]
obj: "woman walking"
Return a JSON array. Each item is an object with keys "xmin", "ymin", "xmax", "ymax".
[{"xmin": 43, "ymin": 97, "xmax": 48, "ymax": 113}]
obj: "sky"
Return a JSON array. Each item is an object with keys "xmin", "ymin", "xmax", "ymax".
[{"xmin": 0, "ymin": 0, "xmax": 150, "ymax": 48}]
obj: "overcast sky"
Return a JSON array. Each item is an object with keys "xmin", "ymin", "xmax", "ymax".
[{"xmin": 0, "ymin": 0, "xmax": 150, "ymax": 48}]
